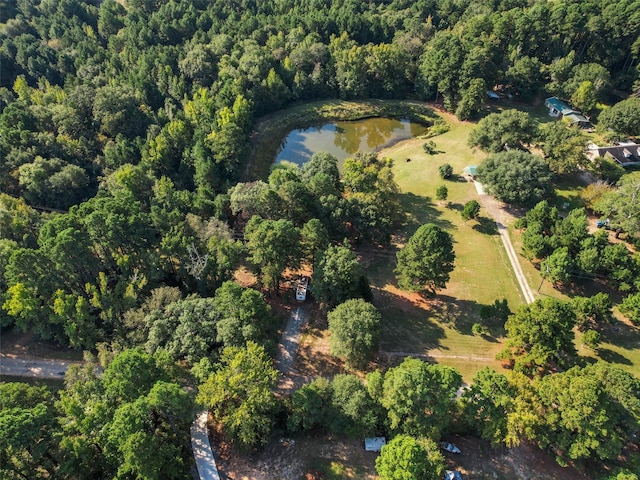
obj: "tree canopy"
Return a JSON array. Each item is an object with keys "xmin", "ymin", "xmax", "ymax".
[
  {"xmin": 197, "ymin": 342, "xmax": 279, "ymax": 450},
  {"xmin": 395, "ymin": 223, "xmax": 455, "ymax": 294},
  {"xmin": 312, "ymin": 244, "xmax": 369, "ymax": 306},
  {"xmin": 498, "ymin": 298, "xmax": 577, "ymax": 375},
  {"xmin": 468, "ymin": 110, "xmax": 538, "ymax": 152},
  {"xmin": 476, "ymin": 150, "xmax": 553, "ymax": 206},
  {"xmin": 598, "ymin": 98, "xmax": 640, "ymax": 137},
  {"xmin": 376, "ymin": 435, "xmax": 445, "ymax": 480},
  {"xmin": 328, "ymin": 298, "xmax": 381, "ymax": 370},
  {"xmin": 381, "ymin": 358, "xmax": 462, "ymax": 439}
]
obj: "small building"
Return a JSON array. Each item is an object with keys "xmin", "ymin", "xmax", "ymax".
[
  {"xmin": 545, "ymin": 96, "xmax": 578, "ymax": 117},
  {"xmin": 364, "ymin": 437, "xmax": 386, "ymax": 452},
  {"xmin": 587, "ymin": 142, "xmax": 640, "ymax": 167},
  {"xmin": 545, "ymin": 97, "xmax": 592, "ymax": 129},
  {"xmin": 564, "ymin": 112, "xmax": 592, "ymax": 129},
  {"xmin": 463, "ymin": 165, "xmax": 478, "ymax": 179}
]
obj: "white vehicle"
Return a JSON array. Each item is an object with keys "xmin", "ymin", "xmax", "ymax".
[
  {"xmin": 439, "ymin": 442, "xmax": 461, "ymax": 454},
  {"xmin": 296, "ymin": 276, "xmax": 309, "ymax": 301}
]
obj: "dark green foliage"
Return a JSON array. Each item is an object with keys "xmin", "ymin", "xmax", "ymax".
[
  {"xmin": 468, "ymin": 110, "xmax": 538, "ymax": 153},
  {"xmin": 595, "ymin": 172, "xmax": 640, "ymax": 241},
  {"xmin": 620, "ymin": 293, "xmax": 640, "ymax": 325},
  {"xmin": 328, "ymin": 374, "xmax": 380, "ymax": 437},
  {"xmin": 396, "ymin": 223, "xmax": 455, "ymax": 294},
  {"xmin": 581, "ymin": 329, "xmax": 600, "ymax": 349},
  {"xmin": 212, "ymin": 281, "xmax": 276, "ymax": 351},
  {"xmin": 498, "ymin": 298, "xmax": 577, "ymax": 375},
  {"xmin": 461, "ymin": 200, "xmax": 480, "ymax": 223},
  {"xmin": 476, "ymin": 151, "xmax": 553, "ymax": 206},
  {"xmin": 58, "ymin": 349, "xmax": 194, "ymax": 480},
  {"xmin": 197, "ymin": 342, "xmax": 279, "ymax": 450},
  {"xmin": 533, "ymin": 362, "xmax": 640, "ymax": 465},
  {"xmin": 381, "ymin": 358, "xmax": 462, "ymax": 439},
  {"xmin": 598, "ymin": 98, "xmax": 640, "ymax": 137},
  {"xmin": 328, "ymin": 298, "xmax": 381, "ymax": 370},
  {"xmin": 540, "ymin": 246, "xmax": 574, "ymax": 285},
  {"xmin": 145, "ymin": 296, "xmax": 218, "ymax": 364},
  {"xmin": 479, "ymin": 298, "xmax": 511, "ymax": 325},
  {"xmin": 312, "ymin": 244, "xmax": 368, "ymax": 307},
  {"xmin": 245, "ymin": 216, "xmax": 301, "ymax": 291},
  {"xmin": 288, "ymin": 377, "xmax": 332, "ymax": 433},
  {"xmin": 571, "ymin": 293, "xmax": 612, "ymax": 331},
  {"xmin": 375, "ymin": 435, "xmax": 445, "ymax": 480},
  {"xmin": 342, "ymin": 153, "xmax": 400, "ymax": 244},
  {"xmin": 438, "ymin": 163, "xmax": 453, "ymax": 179},
  {"xmin": 0, "ymin": 383, "xmax": 59, "ymax": 479},
  {"xmin": 538, "ymin": 122, "xmax": 588, "ymax": 175},
  {"xmin": 423, "ymin": 141, "xmax": 437, "ymax": 154},
  {"xmin": 435, "ymin": 185, "xmax": 448, "ymax": 202},
  {"xmin": 462, "ymin": 368, "xmax": 516, "ymax": 445},
  {"xmin": 519, "ymin": 201, "xmax": 639, "ymax": 294}
]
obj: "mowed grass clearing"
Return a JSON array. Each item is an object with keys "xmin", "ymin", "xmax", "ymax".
[
  {"xmin": 374, "ymin": 108, "xmax": 640, "ymax": 380},
  {"xmin": 370, "ymin": 111, "xmax": 525, "ymax": 381}
]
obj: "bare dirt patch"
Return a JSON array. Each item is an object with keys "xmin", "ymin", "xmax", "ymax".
[
  {"xmin": 210, "ymin": 429, "xmax": 592, "ymax": 480},
  {"xmin": 0, "ymin": 328, "xmax": 83, "ymax": 361},
  {"xmin": 210, "ymin": 428, "xmax": 377, "ymax": 480},
  {"xmin": 443, "ymin": 435, "xmax": 592, "ymax": 480}
]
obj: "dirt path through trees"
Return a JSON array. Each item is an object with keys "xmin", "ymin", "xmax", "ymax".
[{"xmin": 275, "ymin": 304, "xmax": 310, "ymax": 393}]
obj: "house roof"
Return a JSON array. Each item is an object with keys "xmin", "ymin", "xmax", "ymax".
[
  {"xmin": 545, "ymin": 96, "xmax": 579, "ymax": 116},
  {"xmin": 590, "ymin": 142, "xmax": 640, "ymax": 166},
  {"xmin": 564, "ymin": 113, "xmax": 591, "ymax": 124}
]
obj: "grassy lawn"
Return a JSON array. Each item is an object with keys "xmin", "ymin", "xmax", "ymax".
[
  {"xmin": 248, "ymin": 99, "xmax": 639, "ymax": 380},
  {"xmin": 374, "ymin": 107, "xmax": 640, "ymax": 380},
  {"xmin": 371, "ymin": 111, "xmax": 524, "ymax": 381}
]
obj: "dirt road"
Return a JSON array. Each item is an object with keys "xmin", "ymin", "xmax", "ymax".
[
  {"xmin": 275, "ymin": 304, "xmax": 310, "ymax": 393},
  {"xmin": 474, "ymin": 181, "xmax": 536, "ymax": 305},
  {"xmin": 0, "ymin": 354, "xmax": 78, "ymax": 379}
]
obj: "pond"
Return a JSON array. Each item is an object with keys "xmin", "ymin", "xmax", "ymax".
[{"xmin": 275, "ymin": 117, "xmax": 427, "ymax": 167}]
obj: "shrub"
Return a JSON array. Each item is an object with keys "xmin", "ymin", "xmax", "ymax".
[{"xmin": 438, "ymin": 163, "xmax": 453, "ymax": 179}]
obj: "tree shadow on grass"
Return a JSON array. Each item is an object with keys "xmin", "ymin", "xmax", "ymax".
[
  {"xmin": 374, "ymin": 287, "xmax": 447, "ymax": 353},
  {"xmin": 396, "ymin": 192, "xmax": 455, "ymax": 243},
  {"xmin": 472, "ymin": 216, "xmax": 499, "ymax": 235},
  {"xmin": 424, "ymin": 294, "xmax": 492, "ymax": 336},
  {"xmin": 596, "ymin": 348, "xmax": 632, "ymax": 366}
]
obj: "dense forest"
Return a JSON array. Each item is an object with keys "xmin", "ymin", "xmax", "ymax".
[{"xmin": 1, "ymin": 0, "xmax": 640, "ymax": 479}]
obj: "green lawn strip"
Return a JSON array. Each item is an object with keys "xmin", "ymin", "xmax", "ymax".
[
  {"xmin": 245, "ymin": 99, "xmax": 442, "ymax": 181},
  {"xmin": 371, "ymin": 116, "xmax": 524, "ymax": 381},
  {"xmin": 307, "ymin": 460, "xmax": 372, "ymax": 480}
]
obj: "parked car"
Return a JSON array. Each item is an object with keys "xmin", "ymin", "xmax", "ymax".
[
  {"xmin": 445, "ymin": 471, "xmax": 463, "ymax": 480},
  {"xmin": 439, "ymin": 442, "xmax": 461, "ymax": 454},
  {"xmin": 596, "ymin": 218, "xmax": 610, "ymax": 229}
]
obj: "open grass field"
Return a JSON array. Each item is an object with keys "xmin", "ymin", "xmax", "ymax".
[
  {"xmin": 371, "ymin": 110, "xmax": 525, "ymax": 381},
  {"xmin": 374, "ymin": 106, "xmax": 640, "ymax": 380}
]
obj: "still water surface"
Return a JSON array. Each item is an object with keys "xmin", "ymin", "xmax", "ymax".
[{"xmin": 275, "ymin": 117, "xmax": 426, "ymax": 167}]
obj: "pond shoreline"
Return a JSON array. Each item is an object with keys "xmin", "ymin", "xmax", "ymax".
[{"xmin": 243, "ymin": 99, "xmax": 443, "ymax": 181}]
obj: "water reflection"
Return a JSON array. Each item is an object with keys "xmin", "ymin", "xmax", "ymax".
[{"xmin": 275, "ymin": 117, "xmax": 426, "ymax": 167}]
